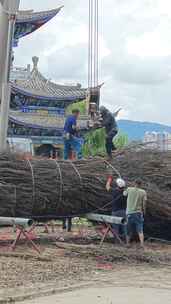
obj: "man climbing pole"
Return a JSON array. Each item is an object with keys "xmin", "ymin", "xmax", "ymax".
[
  {"xmin": 99, "ymin": 106, "xmax": 118, "ymax": 159},
  {"xmin": 63, "ymin": 109, "xmax": 83, "ymax": 160}
]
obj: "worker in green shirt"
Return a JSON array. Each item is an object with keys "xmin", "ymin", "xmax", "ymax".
[{"xmin": 124, "ymin": 179, "xmax": 147, "ymax": 248}]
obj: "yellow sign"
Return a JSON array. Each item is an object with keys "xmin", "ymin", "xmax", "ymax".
[{"xmin": 37, "ymin": 109, "xmax": 48, "ymax": 116}]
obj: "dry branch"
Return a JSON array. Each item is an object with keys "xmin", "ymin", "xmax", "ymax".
[{"xmin": 0, "ymin": 149, "xmax": 170, "ymax": 239}]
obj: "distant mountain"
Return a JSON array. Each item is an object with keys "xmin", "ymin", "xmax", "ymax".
[{"xmin": 117, "ymin": 119, "xmax": 171, "ymax": 141}]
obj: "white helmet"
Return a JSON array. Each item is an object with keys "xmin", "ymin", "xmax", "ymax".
[{"xmin": 116, "ymin": 178, "xmax": 126, "ymax": 188}]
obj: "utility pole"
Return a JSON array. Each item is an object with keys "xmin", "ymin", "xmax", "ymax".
[{"xmin": 0, "ymin": 0, "xmax": 20, "ymax": 152}]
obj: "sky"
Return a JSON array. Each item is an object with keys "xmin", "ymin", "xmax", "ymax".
[{"xmin": 15, "ymin": 0, "xmax": 171, "ymax": 125}]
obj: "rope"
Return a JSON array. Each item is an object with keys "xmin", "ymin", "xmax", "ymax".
[
  {"xmin": 104, "ymin": 160, "xmax": 122, "ymax": 178},
  {"xmin": 24, "ymin": 157, "xmax": 121, "ymax": 221},
  {"xmin": 69, "ymin": 161, "xmax": 82, "ymax": 184},
  {"xmin": 27, "ymin": 160, "xmax": 35, "ymax": 210},
  {"xmin": 53, "ymin": 160, "xmax": 63, "ymax": 203},
  {"xmin": 28, "ymin": 199, "xmax": 112, "ymax": 221},
  {"xmin": 86, "ymin": 199, "xmax": 112, "ymax": 213}
]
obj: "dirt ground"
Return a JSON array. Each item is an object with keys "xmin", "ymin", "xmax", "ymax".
[{"xmin": 0, "ymin": 225, "xmax": 170, "ymax": 303}]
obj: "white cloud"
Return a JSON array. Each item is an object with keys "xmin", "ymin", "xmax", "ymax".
[{"xmin": 14, "ymin": 0, "xmax": 171, "ymax": 125}]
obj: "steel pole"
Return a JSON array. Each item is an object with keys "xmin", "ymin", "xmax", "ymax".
[
  {"xmin": 0, "ymin": 0, "xmax": 20, "ymax": 152},
  {"xmin": 0, "ymin": 2, "xmax": 9, "ymax": 101},
  {"xmin": 0, "ymin": 217, "xmax": 33, "ymax": 227}
]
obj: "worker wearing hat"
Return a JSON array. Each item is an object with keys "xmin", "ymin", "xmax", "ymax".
[{"xmin": 106, "ymin": 176, "xmax": 127, "ymax": 240}]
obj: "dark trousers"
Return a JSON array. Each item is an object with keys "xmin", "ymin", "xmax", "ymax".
[
  {"xmin": 112, "ymin": 209, "xmax": 127, "ymax": 237},
  {"xmin": 62, "ymin": 218, "xmax": 72, "ymax": 232},
  {"xmin": 106, "ymin": 130, "xmax": 118, "ymax": 157}
]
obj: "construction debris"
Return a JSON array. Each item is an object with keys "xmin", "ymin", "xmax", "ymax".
[{"xmin": 0, "ymin": 148, "xmax": 170, "ymax": 239}]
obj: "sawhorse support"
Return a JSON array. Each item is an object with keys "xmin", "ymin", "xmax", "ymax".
[
  {"xmin": 11, "ymin": 225, "xmax": 41, "ymax": 254},
  {"xmin": 85, "ymin": 213, "xmax": 127, "ymax": 247},
  {"xmin": 43, "ymin": 222, "xmax": 55, "ymax": 234},
  {"xmin": 97, "ymin": 222, "xmax": 123, "ymax": 248}
]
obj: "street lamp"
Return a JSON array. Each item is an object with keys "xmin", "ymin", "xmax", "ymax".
[{"xmin": 0, "ymin": 0, "xmax": 20, "ymax": 152}]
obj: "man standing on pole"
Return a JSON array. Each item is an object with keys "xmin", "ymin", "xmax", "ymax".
[
  {"xmin": 63, "ymin": 109, "xmax": 83, "ymax": 160},
  {"xmin": 99, "ymin": 106, "xmax": 118, "ymax": 160}
]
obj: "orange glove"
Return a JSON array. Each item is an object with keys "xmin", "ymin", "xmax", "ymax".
[{"xmin": 106, "ymin": 176, "xmax": 113, "ymax": 191}]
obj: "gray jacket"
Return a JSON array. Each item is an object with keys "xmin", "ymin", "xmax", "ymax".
[{"xmin": 101, "ymin": 111, "xmax": 118, "ymax": 134}]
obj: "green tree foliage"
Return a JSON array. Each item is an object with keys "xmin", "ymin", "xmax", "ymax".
[
  {"xmin": 83, "ymin": 128, "xmax": 128, "ymax": 157},
  {"xmin": 83, "ymin": 128, "xmax": 106, "ymax": 157},
  {"xmin": 66, "ymin": 100, "xmax": 87, "ymax": 115},
  {"xmin": 114, "ymin": 132, "xmax": 128, "ymax": 149}
]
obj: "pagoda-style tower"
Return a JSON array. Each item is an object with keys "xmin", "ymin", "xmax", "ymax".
[
  {"xmin": 9, "ymin": 57, "xmax": 88, "ymax": 157},
  {"xmin": 5, "ymin": 5, "xmax": 100, "ymax": 157}
]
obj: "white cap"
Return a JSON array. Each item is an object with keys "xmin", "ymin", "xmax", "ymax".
[{"xmin": 116, "ymin": 178, "xmax": 126, "ymax": 188}]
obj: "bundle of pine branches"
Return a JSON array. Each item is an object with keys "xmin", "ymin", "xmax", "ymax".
[
  {"xmin": 0, "ymin": 149, "xmax": 170, "ymax": 239},
  {"xmin": 0, "ymin": 154, "xmax": 111, "ymax": 218}
]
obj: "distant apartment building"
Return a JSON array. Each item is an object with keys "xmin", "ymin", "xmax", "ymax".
[{"xmin": 143, "ymin": 132, "xmax": 171, "ymax": 151}]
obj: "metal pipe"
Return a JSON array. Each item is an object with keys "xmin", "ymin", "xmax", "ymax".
[
  {"xmin": 0, "ymin": 217, "xmax": 33, "ymax": 227},
  {"xmin": 85, "ymin": 213, "xmax": 127, "ymax": 225},
  {"xmin": 0, "ymin": 2, "xmax": 9, "ymax": 101}
]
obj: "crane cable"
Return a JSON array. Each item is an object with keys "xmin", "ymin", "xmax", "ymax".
[{"xmin": 88, "ymin": 0, "xmax": 99, "ymax": 90}]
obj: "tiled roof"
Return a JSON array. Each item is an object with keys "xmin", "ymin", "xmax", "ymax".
[
  {"xmin": 14, "ymin": 7, "xmax": 63, "ymax": 46},
  {"xmin": 16, "ymin": 7, "xmax": 63, "ymax": 23},
  {"xmin": 9, "ymin": 111, "xmax": 89, "ymax": 130},
  {"xmin": 10, "ymin": 111, "xmax": 64, "ymax": 129},
  {"xmin": 12, "ymin": 57, "xmax": 87, "ymax": 101}
]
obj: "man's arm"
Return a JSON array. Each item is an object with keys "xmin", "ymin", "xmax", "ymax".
[
  {"xmin": 142, "ymin": 192, "xmax": 147, "ymax": 215},
  {"xmin": 71, "ymin": 118, "xmax": 77, "ymax": 130},
  {"xmin": 70, "ymin": 117, "xmax": 78, "ymax": 135}
]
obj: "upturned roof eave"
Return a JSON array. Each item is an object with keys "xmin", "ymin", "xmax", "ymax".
[{"xmin": 16, "ymin": 6, "xmax": 64, "ymax": 23}]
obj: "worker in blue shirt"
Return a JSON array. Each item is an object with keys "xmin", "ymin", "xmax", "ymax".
[{"xmin": 63, "ymin": 109, "xmax": 82, "ymax": 160}]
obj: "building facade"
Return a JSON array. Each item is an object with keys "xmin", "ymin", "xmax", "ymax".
[
  {"xmin": 9, "ymin": 56, "xmax": 88, "ymax": 157},
  {"xmin": 5, "ymin": 6, "xmax": 100, "ymax": 157},
  {"xmin": 143, "ymin": 131, "xmax": 171, "ymax": 151}
]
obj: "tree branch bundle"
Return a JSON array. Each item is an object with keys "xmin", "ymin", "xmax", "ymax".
[{"xmin": 0, "ymin": 149, "xmax": 170, "ymax": 239}]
